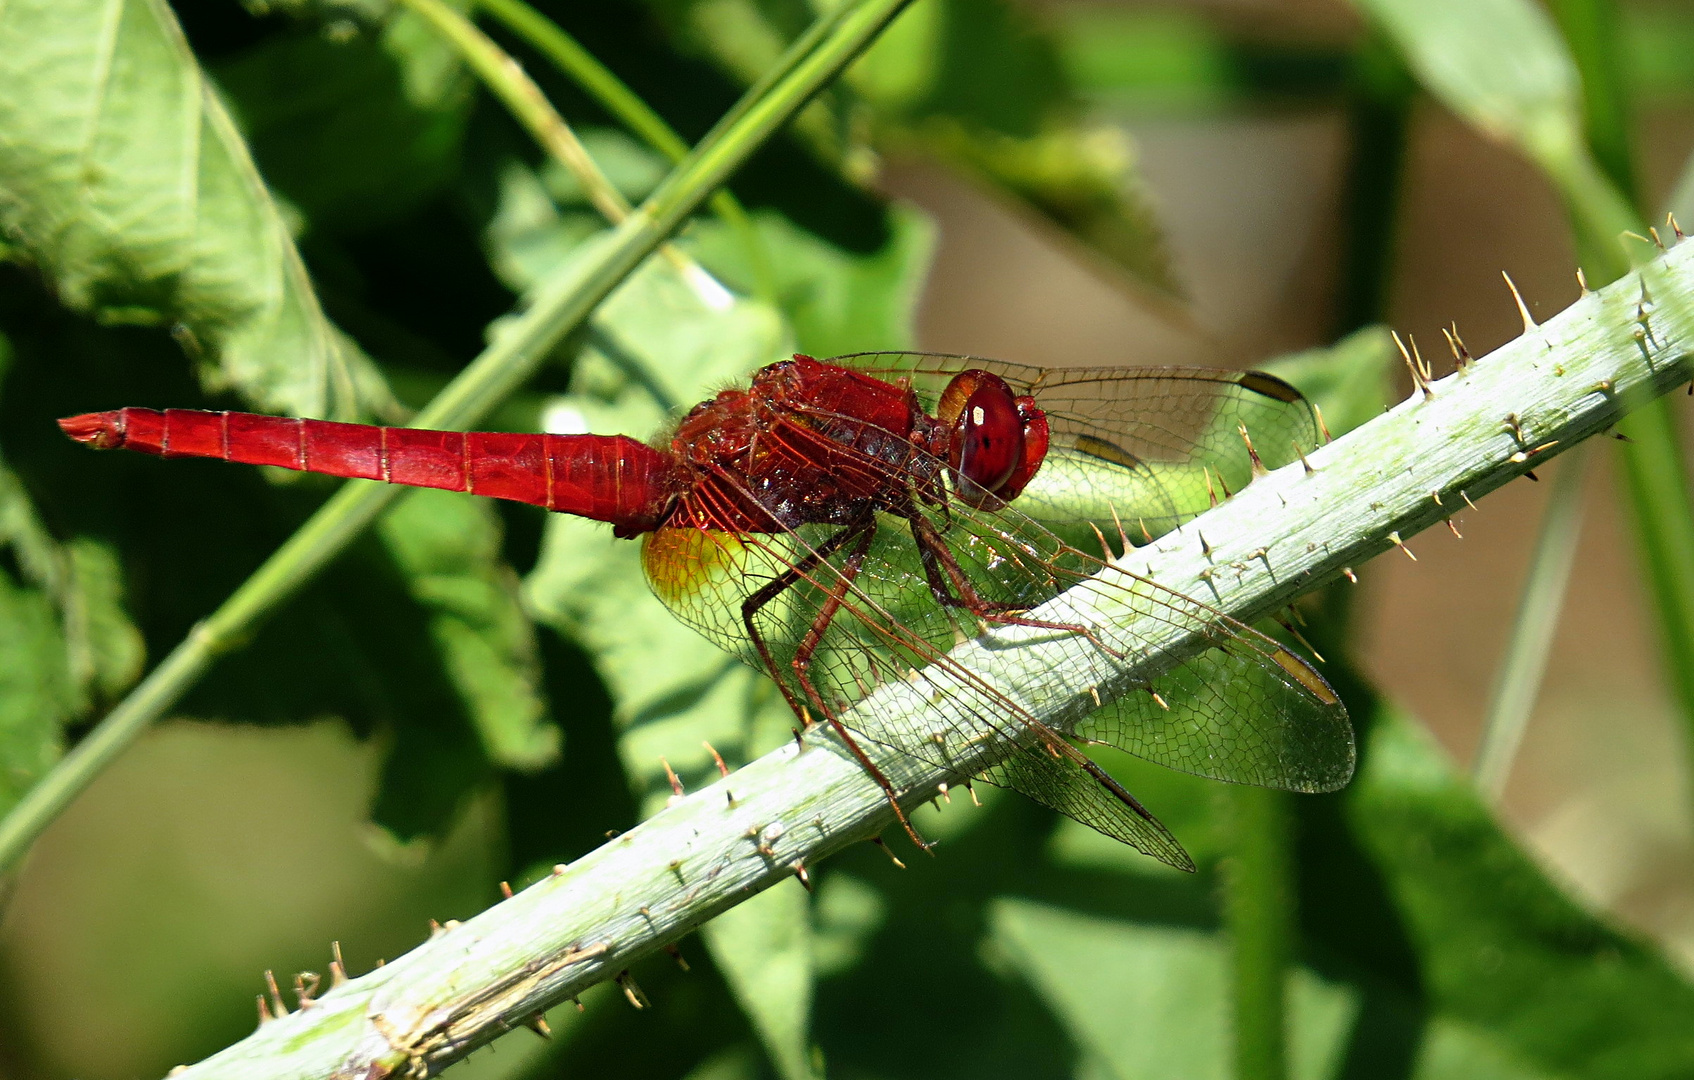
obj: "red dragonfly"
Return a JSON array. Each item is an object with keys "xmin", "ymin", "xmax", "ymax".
[{"xmin": 60, "ymin": 352, "xmax": 1351, "ymax": 870}]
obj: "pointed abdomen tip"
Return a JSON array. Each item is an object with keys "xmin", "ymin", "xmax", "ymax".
[{"xmin": 58, "ymin": 411, "xmax": 124, "ymax": 448}]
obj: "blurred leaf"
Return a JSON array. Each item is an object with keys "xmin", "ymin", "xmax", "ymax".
[
  {"xmin": 644, "ymin": 0, "xmax": 1180, "ymax": 297},
  {"xmin": 889, "ymin": 117, "xmax": 1176, "ymax": 298},
  {"xmin": 1048, "ymin": 7, "xmax": 1350, "ymax": 112},
  {"xmin": 859, "ymin": 0, "xmax": 1179, "ymax": 297},
  {"xmin": 0, "ymin": 333, "xmax": 143, "ymax": 814},
  {"xmin": 688, "ymin": 204, "xmax": 934, "ymax": 358},
  {"xmin": 854, "ymin": 0, "xmax": 1066, "ymax": 137},
  {"xmin": 1351, "ymin": 0, "xmax": 1583, "ymax": 170},
  {"xmin": 0, "ymin": 563, "xmax": 74, "ymax": 819},
  {"xmin": 640, "ymin": 0, "xmax": 859, "ymax": 174},
  {"xmin": 1262, "ymin": 324, "xmax": 1397, "ymax": 440},
  {"xmin": 702, "ymin": 881, "xmax": 821, "ymax": 1080},
  {"xmin": 60, "ymin": 537, "xmax": 146, "ymax": 706},
  {"xmin": 211, "ymin": 9, "xmax": 475, "ymax": 234},
  {"xmin": 991, "ymin": 901, "xmax": 1355, "ymax": 1080},
  {"xmin": 378, "ymin": 489, "xmax": 556, "ymax": 770},
  {"xmin": 0, "ymin": 0, "xmax": 385, "ymax": 418},
  {"xmin": 992, "ymin": 900, "xmax": 1555, "ymax": 1080},
  {"xmin": 1319, "ymin": 704, "xmax": 1694, "ymax": 1078}
]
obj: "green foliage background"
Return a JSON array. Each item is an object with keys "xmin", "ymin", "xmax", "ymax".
[{"xmin": 0, "ymin": 1, "xmax": 1691, "ymax": 1079}]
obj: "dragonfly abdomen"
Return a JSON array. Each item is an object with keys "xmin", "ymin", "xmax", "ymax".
[{"xmin": 57, "ymin": 407, "xmax": 677, "ymax": 535}]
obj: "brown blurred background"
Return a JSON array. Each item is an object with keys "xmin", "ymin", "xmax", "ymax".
[{"xmin": 4, "ymin": 0, "xmax": 1694, "ymax": 1075}]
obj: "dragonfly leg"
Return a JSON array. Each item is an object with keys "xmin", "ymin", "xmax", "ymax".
[
  {"xmin": 904, "ymin": 509, "xmax": 1126, "ymax": 661},
  {"xmin": 738, "ymin": 522, "xmax": 935, "ymax": 853},
  {"xmin": 740, "ymin": 523, "xmax": 864, "ymax": 724}
]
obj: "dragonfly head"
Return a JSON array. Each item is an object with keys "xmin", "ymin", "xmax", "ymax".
[{"xmin": 936, "ymin": 370, "xmax": 1050, "ymax": 509}]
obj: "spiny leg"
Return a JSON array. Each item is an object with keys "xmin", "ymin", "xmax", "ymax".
[
  {"xmin": 740, "ymin": 524, "xmax": 862, "ymax": 723},
  {"xmin": 739, "ymin": 522, "xmax": 934, "ymax": 851},
  {"xmin": 903, "ymin": 505, "xmax": 1119, "ymax": 653}
]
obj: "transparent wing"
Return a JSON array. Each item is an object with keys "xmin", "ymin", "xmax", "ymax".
[
  {"xmin": 827, "ymin": 351, "xmax": 1323, "ymax": 540},
  {"xmin": 642, "ymin": 516, "xmax": 1196, "ymax": 869}
]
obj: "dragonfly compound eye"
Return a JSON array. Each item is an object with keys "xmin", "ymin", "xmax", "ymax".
[{"xmin": 939, "ymin": 370, "xmax": 1027, "ymax": 506}]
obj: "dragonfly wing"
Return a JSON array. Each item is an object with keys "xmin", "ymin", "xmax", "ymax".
[
  {"xmin": 826, "ymin": 351, "xmax": 1322, "ymax": 538},
  {"xmin": 978, "ymin": 737, "xmax": 1194, "ymax": 870},
  {"xmin": 1076, "ymin": 631, "xmax": 1356, "ymax": 792}
]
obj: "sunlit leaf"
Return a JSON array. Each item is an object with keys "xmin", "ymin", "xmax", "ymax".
[
  {"xmin": 703, "ymin": 882, "xmax": 821, "ymax": 1080},
  {"xmin": 1262, "ymin": 325, "xmax": 1397, "ymax": 441},
  {"xmin": 991, "ymin": 900, "xmax": 1554, "ymax": 1080},
  {"xmin": 688, "ymin": 204, "xmax": 935, "ymax": 359},
  {"xmin": 1351, "ymin": 0, "xmax": 1584, "ymax": 169},
  {"xmin": 0, "ymin": 0, "xmax": 384, "ymax": 418}
]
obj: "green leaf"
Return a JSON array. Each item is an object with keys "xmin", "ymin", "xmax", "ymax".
[
  {"xmin": 0, "ymin": 0, "xmax": 378, "ymax": 418},
  {"xmin": 1351, "ymin": 0, "xmax": 1583, "ymax": 168},
  {"xmin": 60, "ymin": 537, "xmax": 146, "ymax": 707},
  {"xmin": 0, "ymin": 569, "xmax": 74, "ymax": 819},
  {"xmin": 210, "ymin": 9, "xmax": 475, "ymax": 234},
  {"xmin": 702, "ymin": 881, "xmax": 821, "ymax": 1080},
  {"xmin": 856, "ymin": 0, "xmax": 1180, "ymax": 297},
  {"xmin": 378, "ymin": 489, "xmax": 556, "ymax": 770},
  {"xmin": 1261, "ymin": 324, "xmax": 1398, "ymax": 441},
  {"xmin": 687, "ymin": 204, "xmax": 935, "ymax": 359},
  {"xmin": 1324, "ymin": 704, "xmax": 1694, "ymax": 1077},
  {"xmin": 991, "ymin": 900, "xmax": 1555, "ymax": 1080}
]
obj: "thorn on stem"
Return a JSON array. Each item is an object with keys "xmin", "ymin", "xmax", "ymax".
[
  {"xmin": 660, "ymin": 756, "xmax": 685, "ymax": 802},
  {"xmin": 1238, "ymin": 425, "xmax": 1267, "ymax": 476},
  {"xmin": 264, "ymin": 970, "xmax": 289, "ymax": 1018},
  {"xmin": 525, "ymin": 1013, "xmax": 552, "ymax": 1039},
  {"xmin": 702, "ymin": 740, "xmax": 730, "ymax": 778},
  {"xmin": 664, "ymin": 944, "xmax": 691, "ymax": 972},
  {"xmin": 871, "ymin": 836, "xmax": 907, "ymax": 869},
  {"xmin": 1443, "ymin": 322, "xmax": 1472, "ymax": 368},
  {"xmin": 499, "ymin": 881, "xmax": 514, "ymax": 900},
  {"xmin": 1388, "ymin": 532, "xmax": 1417, "ymax": 561},
  {"xmin": 1502, "ymin": 271, "xmax": 1537, "ymax": 332},
  {"xmin": 1293, "ymin": 441, "xmax": 1314, "ymax": 474},
  {"xmin": 616, "ymin": 971, "xmax": 650, "ymax": 1010},
  {"xmin": 293, "ymin": 971, "xmax": 321, "ymax": 1010}
]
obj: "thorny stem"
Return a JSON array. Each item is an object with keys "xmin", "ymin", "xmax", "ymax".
[
  {"xmin": 166, "ymin": 227, "xmax": 1694, "ymax": 1080},
  {"xmin": 395, "ymin": 0, "xmax": 731, "ymax": 309},
  {"xmin": 0, "ymin": 0, "xmax": 917, "ymax": 878},
  {"xmin": 472, "ymin": 0, "xmax": 777, "ymax": 301}
]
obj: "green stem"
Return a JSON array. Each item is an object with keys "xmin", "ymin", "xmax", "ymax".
[
  {"xmin": 1545, "ymin": 0, "xmax": 1694, "ymax": 821},
  {"xmin": 0, "ymin": 0, "xmax": 915, "ymax": 878},
  {"xmin": 1473, "ymin": 444, "xmax": 1590, "ymax": 799},
  {"xmin": 1548, "ymin": 0, "xmax": 1638, "ymax": 201},
  {"xmin": 473, "ymin": 0, "xmax": 775, "ymax": 299},
  {"xmin": 1225, "ymin": 785, "xmax": 1292, "ymax": 1080},
  {"xmin": 397, "ymin": 0, "xmax": 728, "ymax": 306}
]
